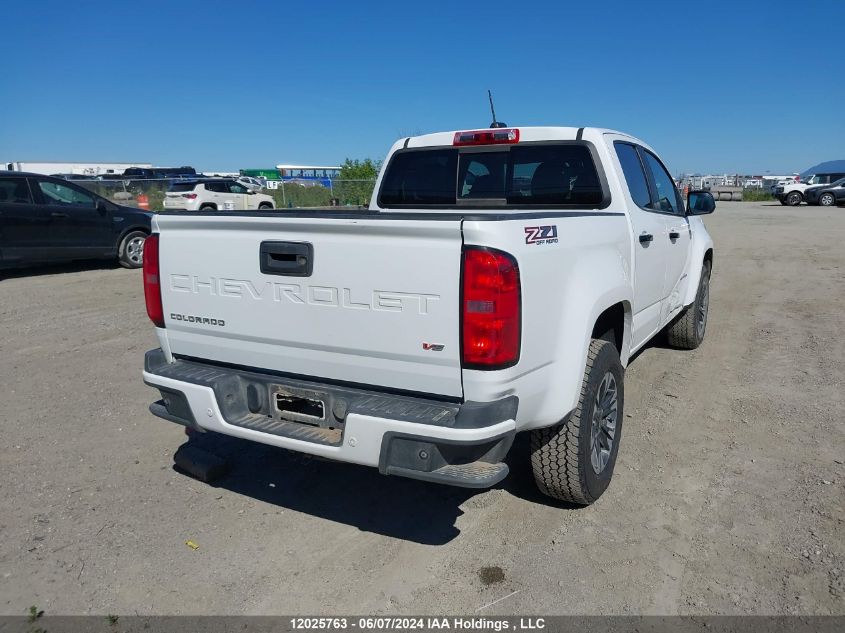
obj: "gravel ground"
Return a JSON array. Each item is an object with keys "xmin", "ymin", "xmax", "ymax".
[{"xmin": 0, "ymin": 201, "xmax": 842, "ymax": 616}]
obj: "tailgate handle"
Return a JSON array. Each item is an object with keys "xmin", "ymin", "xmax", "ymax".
[{"xmin": 259, "ymin": 241, "xmax": 313, "ymax": 277}]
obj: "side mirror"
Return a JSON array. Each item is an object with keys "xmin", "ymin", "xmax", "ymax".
[
  {"xmin": 96, "ymin": 199, "xmax": 110, "ymax": 213},
  {"xmin": 687, "ymin": 190, "xmax": 716, "ymax": 215}
]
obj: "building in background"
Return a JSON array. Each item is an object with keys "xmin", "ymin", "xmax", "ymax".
[
  {"xmin": 275, "ymin": 164, "xmax": 341, "ymax": 188},
  {"xmin": 240, "ymin": 168, "xmax": 282, "ymax": 181}
]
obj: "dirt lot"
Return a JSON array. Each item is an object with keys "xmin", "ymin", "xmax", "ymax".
[{"xmin": 0, "ymin": 201, "xmax": 843, "ymax": 616}]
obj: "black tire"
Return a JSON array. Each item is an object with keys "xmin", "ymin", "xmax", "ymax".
[
  {"xmin": 819, "ymin": 193, "xmax": 835, "ymax": 207},
  {"xmin": 666, "ymin": 260, "xmax": 711, "ymax": 350},
  {"xmin": 199, "ymin": 204, "xmax": 216, "ymax": 211},
  {"xmin": 530, "ymin": 339, "xmax": 624, "ymax": 505},
  {"xmin": 118, "ymin": 230, "xmax": 147, "ymax": 269},
  {"xmin": 786, "ymin": 191, "xmax": 803, "ymax": 206},
  {"xmin": 778, "ymin": 199, "xmax": 787, "ymax": 206},
  {"xmin": 258, "ymin": 202, "xmax": 274, "ymax": 210}
]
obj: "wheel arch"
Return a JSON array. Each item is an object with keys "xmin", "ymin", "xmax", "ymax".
[
  {"xmin": 115, "ymin": 224, "xmax": 150, "ymax": 252},
  {"xmin": 682, "ymin": 228, "xmax": 715, "ymax": 307},
  {"xmin": 591, "ymin": 300, "xmax": 632, "ymax": 365}
]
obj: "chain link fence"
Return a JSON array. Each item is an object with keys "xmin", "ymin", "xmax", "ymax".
[
  {"xmin": 73, "ymin": 178, "xmax": 377, "ymax": 211},
  {"xmin": 264, "ymin": 179, "xmax": 377, "ymax": 209}
]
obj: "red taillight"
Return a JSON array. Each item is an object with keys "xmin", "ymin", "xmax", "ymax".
[
  {"xmin": 461, "ymin": 247, "xmax": 520, "ymax": 369},
  {"xmin": 143, "ymin": 234, "xmax": 165, "ymax": 328},
  {"xmin": 182, "ymin": 193, "xmax": 197, "ymax": 199},
  {"xmin": 453, "ymin": 128, "xmax": 519, "ymax": 146}
]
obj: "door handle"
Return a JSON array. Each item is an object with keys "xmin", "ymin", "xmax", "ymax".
[
  {"xmin": 51, "ymin": 212, "xmax": 68, "ymax": 218},
  {"xmin": 639, "ymin": 233, "xmax": 654, "ymax": 244},
  {"xmin": 669, "ymin": 231, "xmax": 681, "ymax": 240}
]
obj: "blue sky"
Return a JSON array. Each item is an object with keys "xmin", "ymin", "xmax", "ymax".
[{"xmin": 1, "ymin": 0, "xmax": 842, "ymax": 175}]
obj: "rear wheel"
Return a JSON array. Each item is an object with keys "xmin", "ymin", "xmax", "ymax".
[
  {"xmin": 199, "ymin": 204, "xmax": 216, "ymax": 211},
  {"xmin": 819, "ymin": 192, "xmax": 835, "ymax": 207},
  {"xmin": 258, "ymin": 202, "xmax": 274, "ymax": 210},
  {"xmin": 530, "ymin": 339, "xmax": 624, "ymax": 505},
  {"xmin": 786, "ymin": 191, "xmax": 803, "ymax": 206},
  {"xmin": 666, "ymin": 260, "xmax": 711, "ymax": 349},
  {"xmin": 118, "ymin": 231, "xmax": 147, "ymax": 269}
]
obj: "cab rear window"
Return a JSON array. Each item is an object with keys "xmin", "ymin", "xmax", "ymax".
[{"xmin": 379, "ymin": 143, "xmax": 607, "ymax": 208}]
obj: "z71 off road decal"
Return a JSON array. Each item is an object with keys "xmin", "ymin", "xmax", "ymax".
[{"xmin": 524, "ymin": 225, "xmax": 559, "ymax": 245}]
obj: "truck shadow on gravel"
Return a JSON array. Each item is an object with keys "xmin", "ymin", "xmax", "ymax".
[
  {"xmin": 175, "ymin": 432, "xmax": 579, "ymax": 545},
  {"xmin": 0, "ymin": 260, "xmax": 122, "ymax": 280},
  {"xmin": 170, "ymin": 337, "xmax": 674, "ymax": 544}
]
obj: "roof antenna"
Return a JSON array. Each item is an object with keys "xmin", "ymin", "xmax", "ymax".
[{"xmin": 488, "ymin": 90, "xmax": 506, "ymax": 128}]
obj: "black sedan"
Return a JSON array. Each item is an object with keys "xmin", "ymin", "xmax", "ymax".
[
  {"xmin": 804, "ymin": 177, "xmax": 845, "ymax": 207},
  {"xmin": 0, "ymin": 171, "xmax": 152, "ymax": 269}
]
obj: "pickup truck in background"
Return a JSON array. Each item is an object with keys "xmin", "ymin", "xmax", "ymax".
[{"xmin": 142, "ymin": 126, "xmax": 715, "ymax": 505}]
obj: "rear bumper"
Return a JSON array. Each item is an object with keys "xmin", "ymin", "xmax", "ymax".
[{"xmin": 143, "ymin": 349, "xmax": 517, "ymax": 488}]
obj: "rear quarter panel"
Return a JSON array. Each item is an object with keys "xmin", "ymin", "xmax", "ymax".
[{"xmin": 462, "ymin": 213, "xmax": 632, "ymax": 430}]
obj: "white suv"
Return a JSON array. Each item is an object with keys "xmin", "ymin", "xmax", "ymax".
[{"xmin": 163, "ymin": 179, "xmax": 275, "ymax": 211}]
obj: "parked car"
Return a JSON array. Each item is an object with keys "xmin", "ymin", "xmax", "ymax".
[
  {"xmin": 765, "ymin": 178, "xmax": 796, "ymax": 194},
  {"xmin": 123, "ymin": 166, "xmax": 197, "ymax": 180},
  {"xmin": 236, "ymin": 176, "xmax": 265, "ymax": 192},
  {"xmin": 803, "ymin": 177, "xmax": 845, "ymax": 206},
  {"xmin": 142, "ymin": 125, "xmax": 715, "ymax": 505},
  {"xmin": 162, "ymin": 179, "xmax": 275, "ymax": 211},
  {"xmin": 774, "ymin": 173, "xmax": 845, "ymax": 206},
  {"xmin": 0, "ymin": 171, "xmax": 152, "ymax": 269}
]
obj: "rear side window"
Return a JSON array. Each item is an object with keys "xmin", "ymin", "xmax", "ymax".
[
  {"xmin": 205, "ymin": 182, "xmax": 227, "ymax": 193},
  {"xmin": 614, "ymin": 142, "xmax": 651, "ymax": 208},
  {"xmin": 168, "ymin": 182, "xmax": 196, "ymax": 192},
  {"xmin": 0, "ymin": 177, "xmax": 33, "ymax": 204},
  {"xmin": 379, "ymin": 143, "xmax": 606, "ymax": 208}
]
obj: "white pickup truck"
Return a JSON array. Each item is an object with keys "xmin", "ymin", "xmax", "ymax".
[{"xmin": 142, "ymin": 126, "xmax": 715, "ymax": 505}]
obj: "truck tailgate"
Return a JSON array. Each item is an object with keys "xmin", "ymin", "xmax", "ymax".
[{"xmin": 155, "ymin": 213, "xmax": 464, "ymax": 398}]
